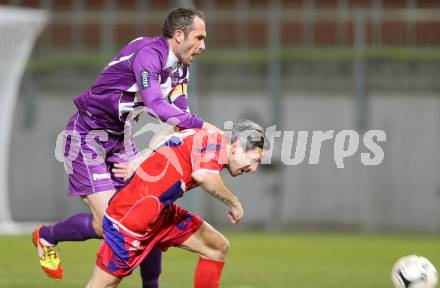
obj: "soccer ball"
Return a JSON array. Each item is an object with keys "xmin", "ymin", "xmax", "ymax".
[{"xmin": 391, "ymin": 255, "xmax": 438, "ymax": 288}]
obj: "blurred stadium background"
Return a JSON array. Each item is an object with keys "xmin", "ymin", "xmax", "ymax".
[{"xmin": 0, "ymin": 0, "xmax": 439, "ymax": 287}]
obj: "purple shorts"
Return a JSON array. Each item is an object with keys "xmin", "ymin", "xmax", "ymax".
[{"xmin": 63, "ymin": 112, "xmax": 138, "ymax": 196}]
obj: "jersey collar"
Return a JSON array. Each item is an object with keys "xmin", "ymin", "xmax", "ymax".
[{"xmin": 161, "ymin": 36, "xmax": 180, "ymax": 70}]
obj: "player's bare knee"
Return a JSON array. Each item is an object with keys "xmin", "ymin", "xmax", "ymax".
[
  {"xmin": 216, "ymin": 237, "xmax": 230, "ymax": 259},
  {"xmin": 205, "ymin": 236, "xmax": 230, "ymax": 260}
]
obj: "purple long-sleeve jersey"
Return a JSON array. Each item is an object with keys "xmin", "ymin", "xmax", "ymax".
[{"xmin": 73, "ymin": 36, "xmax": 204, "ymax": 133}]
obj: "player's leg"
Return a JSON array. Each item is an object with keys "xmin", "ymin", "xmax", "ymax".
[
  {"xmin": 179, "ymin": 222, "xmax": 230, "ymax": 288},
  {"xmin": 135, "ymin": 124, "xmax": 175, "ymax": 287},
  {"xmin": 37, "ymin": 189, "xmax": 113, "ymax": 245},
  {"xmin": 33, "ymin": 114, "xmax": 117, "ymax": 279},
  {"xmin": 37, "ymin": 113, "xmax": 116, "ymax": 244},
  {"xmin": 33, "ymin": 189, "xmax": 114, "ymax": 280},
  {"xmin": 86, "ymin": 265, "xmax": 122, "ymax": 288},
  {"xmin": 108, "ymin": 138, "xmax": 164, "ymax": 288},
  {"xmin": 92, "ymin": 215, "xmax": 148, "ymax": 288},
  {"xmin": 139, "ymin": 247, "xmax": 162, "ymax": 288},
  {"xmin": 81, "ymin": 189, "xmax": 116, "ymax": 236}
]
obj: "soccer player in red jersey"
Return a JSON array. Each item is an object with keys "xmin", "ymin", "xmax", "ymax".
[{"xmin": 85, "ymin": 120, "xmax": 268, "ymax": 288}]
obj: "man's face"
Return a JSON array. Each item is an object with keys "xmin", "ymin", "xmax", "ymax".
[
  {"xmin": 175, "ymin": 16, "xmax": 206, "ymax": 65},
  {"xmin": 227, "ymin": 144, "xmax": 263, "ymax": 177}
]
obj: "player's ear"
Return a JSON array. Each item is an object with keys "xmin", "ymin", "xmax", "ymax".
[
  {"xmin": 175, "ymin": 29, "xmax": 184, "ymax": 44},
  {"xmin": 230, "ymin": 142, "xmax": 238, "ymax": 155}
]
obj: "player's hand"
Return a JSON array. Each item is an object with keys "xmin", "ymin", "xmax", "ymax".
[
  {"xmin": 202, "ymin": 122, "xmax": 224, "ymax": 135},
  {"xmin": 228, "ymin": 203, "xmax": 244, "ymax": 225},
  {"xmin": 112, "ymin": 162, "xmax": 135, "ymax": 182}
]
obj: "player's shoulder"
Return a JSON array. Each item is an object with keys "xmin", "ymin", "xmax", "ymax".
[
  {"xmin": 189, "ymin": 129, "xmax": 225, "ymax": 148},
  {"xmin": 199, "ymin": 129, "xmax": 223, "ymax": 138},
  {"xmin": 135, "ymin": 36, "xmax": 168, "ymax": 59},
  {"xmin": 173, "ymin": 129, "xmax": 224, "ymax": 145},
  {"xmin": 188, "ymin": 128, "xmax": 221, "ymax": 137}
]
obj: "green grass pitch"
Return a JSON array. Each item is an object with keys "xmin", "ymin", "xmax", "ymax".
[{"xmin": 0, "ymin": 232, "xmax": 439, "ymax": 287}]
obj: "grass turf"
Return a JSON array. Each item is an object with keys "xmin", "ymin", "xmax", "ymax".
[{"xmin": 0, "ymin": 232, "xmax": 439, "ymax": 287}]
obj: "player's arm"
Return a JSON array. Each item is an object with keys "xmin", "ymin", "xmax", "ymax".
[
  {"xmin": 172, "ymin": 93, "xmax": 222, "ymax": 133},
  {"xmin": 192, "ymin": 172, "xmax": 244, "ymax": 224},
  {"xmin": 112, "ymin": 125, "xmax": 176, "ymax": 181},
  {"xmin": 133, "ymin": 47, "xmax": 206, "ymax": 130}
]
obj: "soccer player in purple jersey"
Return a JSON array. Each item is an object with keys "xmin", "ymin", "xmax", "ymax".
[{"xmin": 32, "ymin": 8, "xmax": 220, "ymax": 287}]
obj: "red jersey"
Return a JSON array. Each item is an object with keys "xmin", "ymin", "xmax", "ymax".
[{"xmin": 106, "ymin": 128, "xmax": 227, "ymax": 236}]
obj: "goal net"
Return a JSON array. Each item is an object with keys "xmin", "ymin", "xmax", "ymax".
[{"xmin": 0, "ymin": 5, "xmax": 48, "ymax": 233}]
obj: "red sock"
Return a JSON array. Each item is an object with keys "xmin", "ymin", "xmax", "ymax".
[{"xmin": 194, "ymin": 258, "xmax": 225, "ymax": 288}]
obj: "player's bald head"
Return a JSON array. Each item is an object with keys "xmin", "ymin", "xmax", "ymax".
[{"xmin": 163, "ymin": 7, "xmax": 205, "ymax": 39}]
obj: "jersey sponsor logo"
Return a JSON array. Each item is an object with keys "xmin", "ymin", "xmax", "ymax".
[
  {"xmin": 92, "ymin": 172, "xmax": 111, "ymax": 181},
  {"xmin": 140, "ymin": 70, "xmax": 151, "ymax": 89}
]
